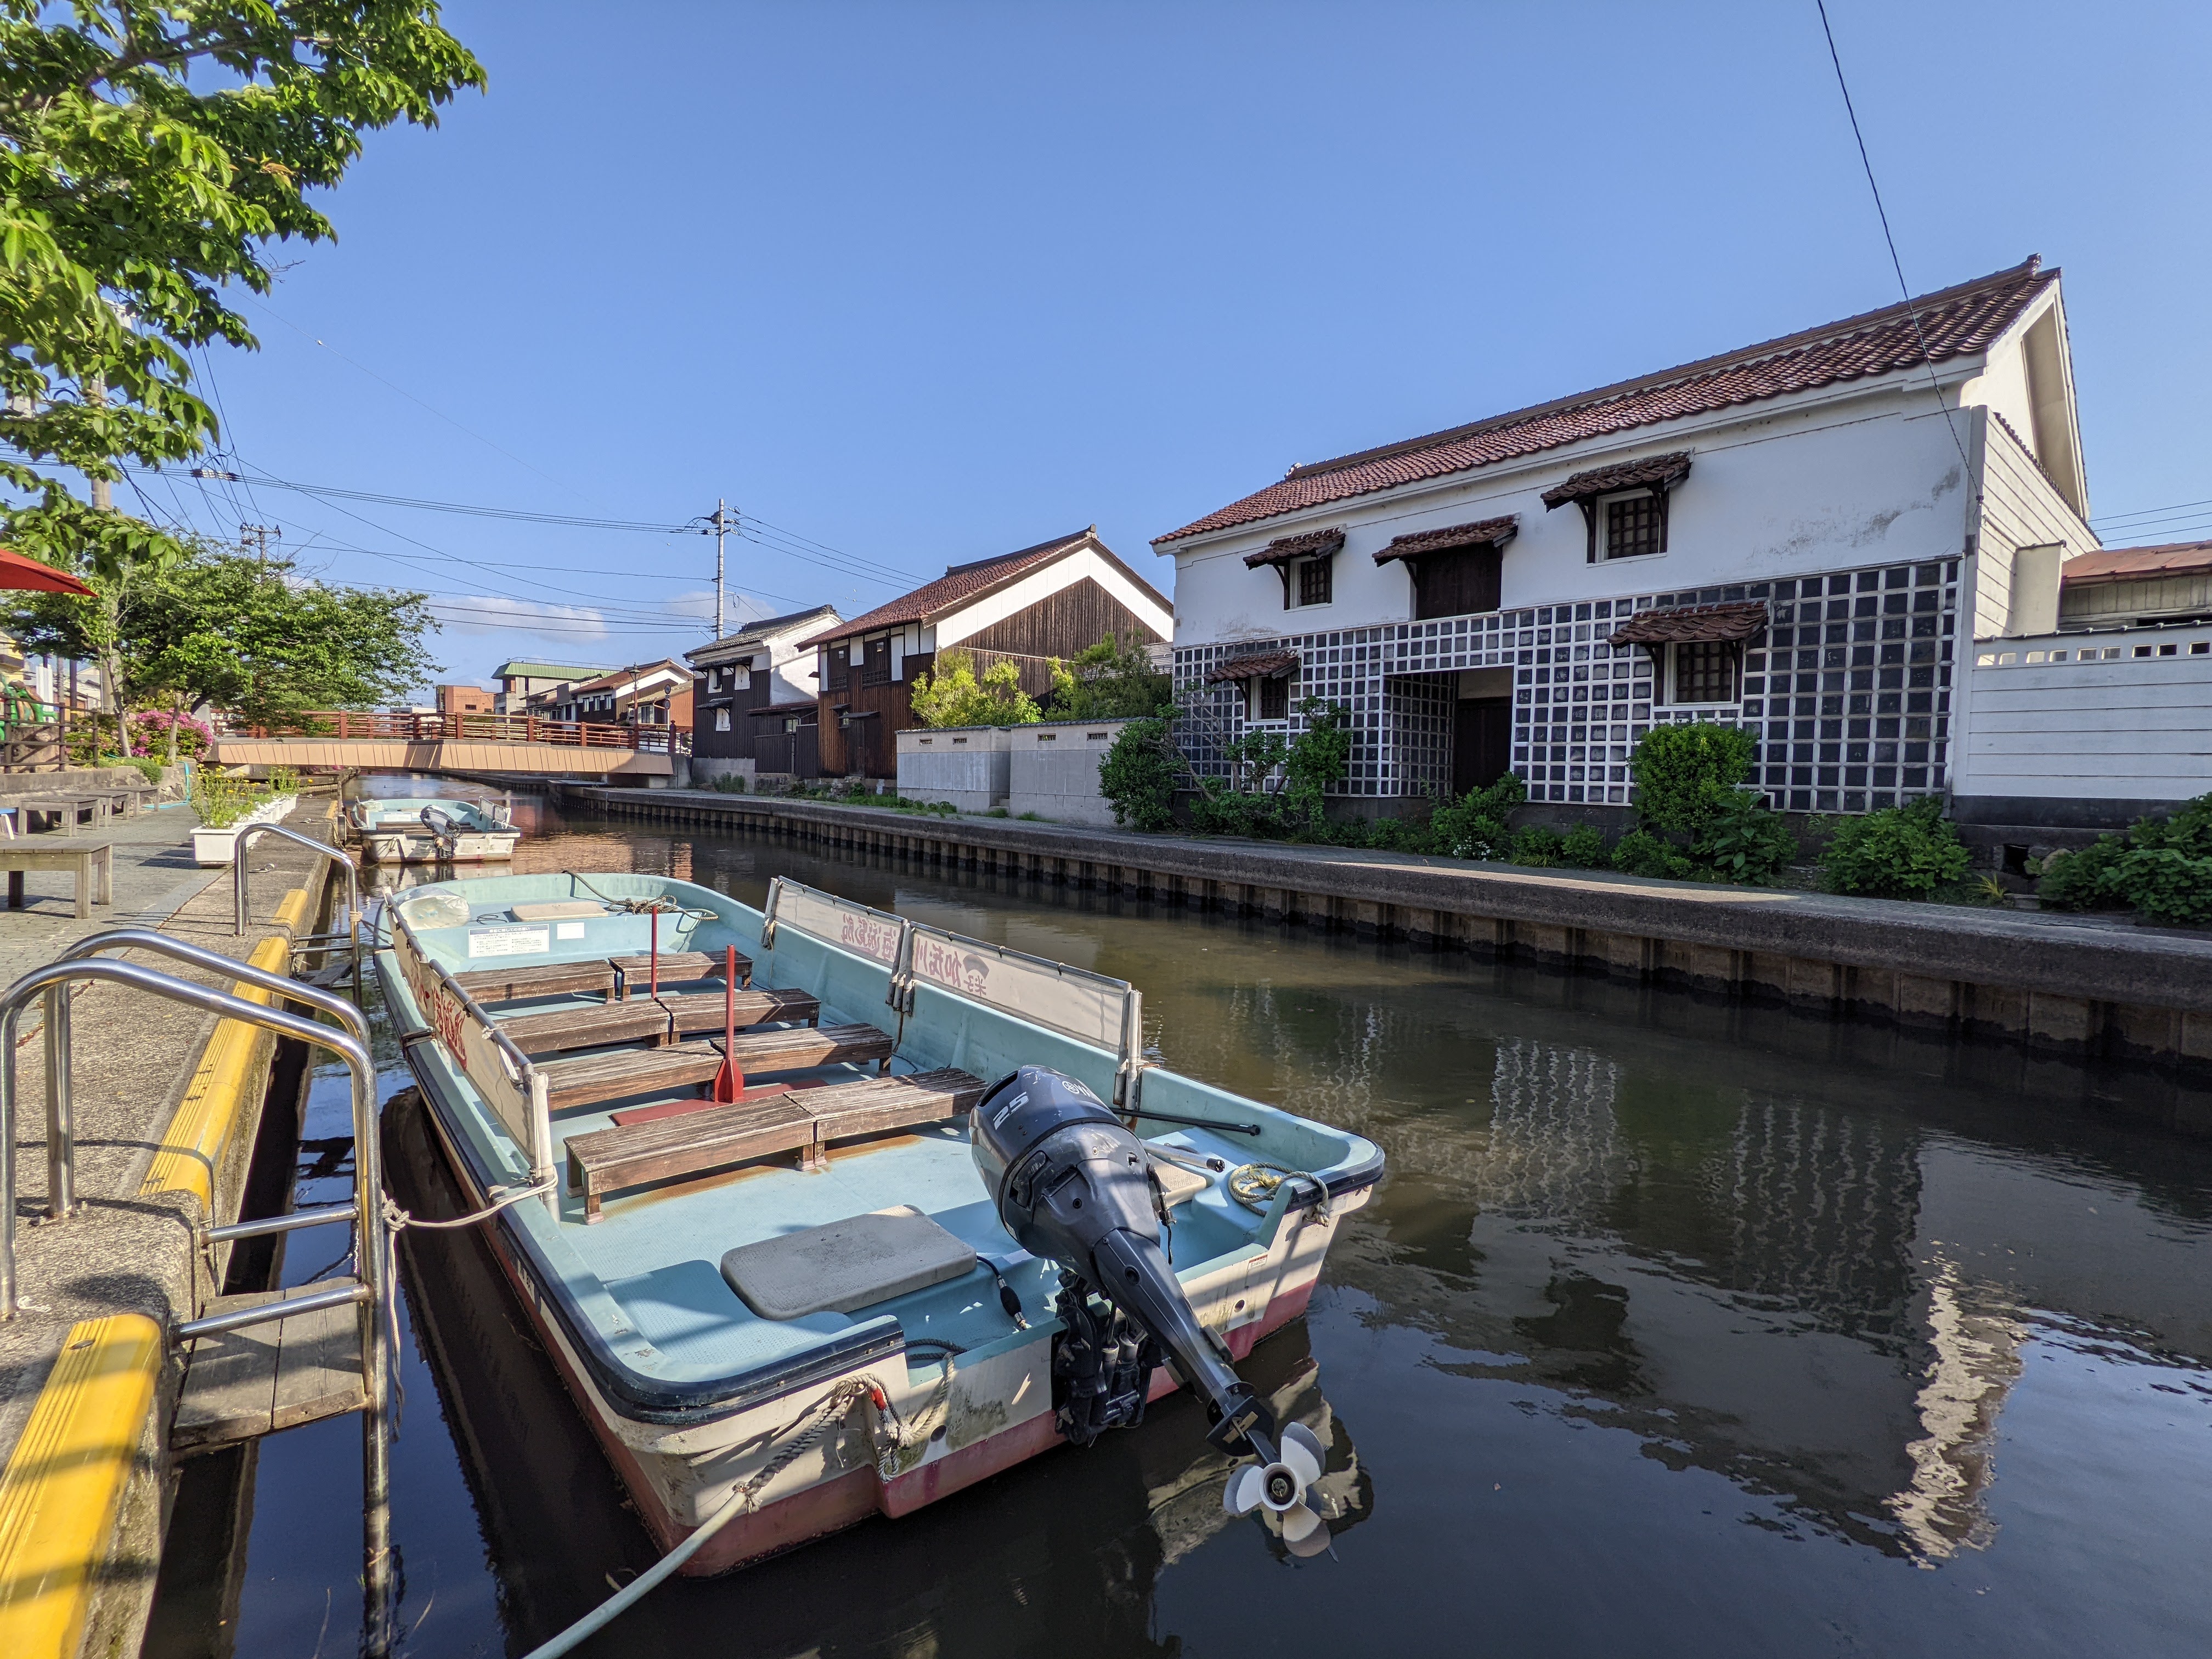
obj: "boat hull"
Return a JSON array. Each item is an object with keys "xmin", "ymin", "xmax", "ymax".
[{"xmin": 360, "ymin": 828, "xmax": 520, "ymax": 864}]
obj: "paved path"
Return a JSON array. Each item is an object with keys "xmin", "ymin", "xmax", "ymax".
[{"xmin": 0, "ymin": 805, "xmax": 217, "ymax": 996}]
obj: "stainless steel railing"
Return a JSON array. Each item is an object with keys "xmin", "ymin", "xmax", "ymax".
[{"xmin": 233, "ymin": 822, "xmax": 363, "ymax": 994}]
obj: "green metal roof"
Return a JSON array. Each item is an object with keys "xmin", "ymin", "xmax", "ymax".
[{"xmin": 492, "ymin": 660, "xmax": 610, "ymax": 680}]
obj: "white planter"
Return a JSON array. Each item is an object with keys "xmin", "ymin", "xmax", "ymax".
[{"xmin": 191, "ymin": 795, "xmax": 300, "ymax": 865}]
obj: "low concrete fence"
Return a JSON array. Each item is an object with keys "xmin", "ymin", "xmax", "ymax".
[
  {"xmin": 566, "ymin": 784, "xmax": 2212, "ymax": 1087},
  {"xmin": 898, "ymin": 719, "xmax": 1133, "ymax": 826}
]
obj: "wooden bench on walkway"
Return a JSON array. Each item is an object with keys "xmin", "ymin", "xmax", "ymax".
[
  {"xmin": 13, "ymin": 793, "xmax": 111, "ymax": 834},
  {"xmin": 1, "ymin": 838, "xmax": 113, "ymax": 918},
  {"xmin": 562, "ymin": 1066, "xmax": 986, "ymax": 1222}
]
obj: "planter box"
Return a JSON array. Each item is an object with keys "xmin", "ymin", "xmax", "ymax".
[{"xmin": 191, "ymin": 795, "xmax": 300, "ymax": 865}]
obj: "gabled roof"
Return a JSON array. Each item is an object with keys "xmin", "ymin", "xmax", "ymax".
[
  {"xmin": 2063, "ymin": 542, "xmax": 2212, "ymax": 587},
  {"xmin": 1158, "ymin": 257, "xmax": 2059, "ymax": 544},
  {"xmin": 566, "ymin": 658, "xmax": 694, "ymax": 696},
  {"xmin": 798, "ymin": 528, "xmax": 1167, "ymax": 648},
  {"xmin": 685, "ymin": 605, "xmax": 842, "ymax": 665}
]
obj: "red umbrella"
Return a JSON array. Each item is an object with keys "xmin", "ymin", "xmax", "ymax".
[{"xmin": 0, "ymin": 546, "xmax": 93, "ymax": 595}]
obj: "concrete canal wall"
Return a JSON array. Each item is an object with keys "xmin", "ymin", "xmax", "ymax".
[
  {"xmin": 566, "ymin": 784, "xmax": 2212, "ymax": 1074},
  {"xmin": 0, "ymin": 804, "xmax": 342, "ymax": 1659}
]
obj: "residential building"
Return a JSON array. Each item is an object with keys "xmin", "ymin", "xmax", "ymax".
[
  {"xmin": 683, "ymin": 605, "xmax": 842, "ymax": 785},
  {"xmin": 799, "ymin": 528, "xmax": 1173, "ymax": 779},
  {"xmin": 2057, "ymin": 544, "xmax": 2212, "ymax": 630},
  {"xmin": 435, "ymin": 684, "xmax": 495, "ymax": 717},
  {"xmin": 529, "ymin": 659, "xmax": 695, "ymax": 733},
  {"xmin": 1154, "ymin": 256, "xmax": 2092, "ymax": 819},
  {"xmin": 491, "ymin": 659, "xmax": 611, "ymax": 715}
]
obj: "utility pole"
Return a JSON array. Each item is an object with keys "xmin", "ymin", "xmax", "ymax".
[
  {"xmin": 708, "ymin": 498, "xmax": 736, "ymax": 639},
  {"xmin": 240, "ymin": 523, "xmax": 281, "ymax": 565}
]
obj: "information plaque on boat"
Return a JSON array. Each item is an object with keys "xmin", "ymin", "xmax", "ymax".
[{"xmin": 466, "ymin": 925, "xmax": 551, "ymax": 958}]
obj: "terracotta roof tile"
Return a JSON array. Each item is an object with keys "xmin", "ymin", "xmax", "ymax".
[
  {"xmin": 2063, "ymin": 541, "xmax": 2212, "ymax": 586},
  {"xmin": 1540, "ymin": 452, "xmax": 1693, "ymax": 510},
  {"xmin": 1202, "ymin": 649, "xmax": 1300, "ymax": 684},
  {"xmin": 1373, "ymin": 515, "xmax": 1520, "ymax": 566},
  {"xmin": 686, "ymin": 605, "xmax": 842, "ymax": 664},
  {"xmin": 1244, "ymin": 526, "xmax": 1346, "ymax": 568},
  {"xmin": 1159, "ymin": 257, "xmax": 2057, "ymax": 543},
  {"xmin": 795, "ymin": 530, "xmax": 1094, "ymax": 648},
  {"xmin": 1607, "ymin": 600, "xmax": 1769, "ymax": 647}
]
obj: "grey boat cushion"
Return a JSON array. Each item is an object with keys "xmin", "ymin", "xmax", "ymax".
[{"xmin": 720, "ymin": 1206, "xmax": 977, "ymax": 1320}]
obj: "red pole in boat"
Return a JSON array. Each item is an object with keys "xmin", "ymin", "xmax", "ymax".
[
  {"xmin": 649, "ymin": 906, "xmax": 659, "ymax": 998},
  {"xmin": 713, "ymin": 944, "xmax": 744, "ymax": 1103}
]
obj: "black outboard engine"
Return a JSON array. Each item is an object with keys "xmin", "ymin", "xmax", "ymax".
[{"xmin": 972, "ymin": 1066, "xmax": 1277, "ymax": 1457}]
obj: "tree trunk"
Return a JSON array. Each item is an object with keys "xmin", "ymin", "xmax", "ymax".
[{"xmin": 163, "ymin": 690, "xmax": 180, "ymax": 767}]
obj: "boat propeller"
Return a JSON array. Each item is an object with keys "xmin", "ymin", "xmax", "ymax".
[{"xmin": 1223, "ymin": 1420, "xmax": 1335, "ymax": 1557}]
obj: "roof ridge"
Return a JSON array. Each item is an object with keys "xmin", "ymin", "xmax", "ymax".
[
  {"xmin": 943, "ymin": 526, "xmax": 1094, "ymax": 575},
  {"xmin": 1278, "ymin": 257, "xmax": 2049, "ymax": 487}
]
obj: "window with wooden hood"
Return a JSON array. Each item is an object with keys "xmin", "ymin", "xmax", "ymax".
[{"xmin": 1296, "ymin": 556, "xmax": 1333, "ymax": 608}]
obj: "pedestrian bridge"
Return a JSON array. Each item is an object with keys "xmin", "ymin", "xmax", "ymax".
[{"xmin": 208, "ymin": 712, "xmax": 679, "ymax": 778}]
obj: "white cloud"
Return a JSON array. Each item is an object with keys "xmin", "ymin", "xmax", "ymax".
[{"xmin": 430, "ymin": 595, "xmax": 613, "ymax": 639}]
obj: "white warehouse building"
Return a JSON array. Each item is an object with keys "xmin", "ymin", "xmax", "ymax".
[{"xmin": 1153, "ymin": 256, "xmax": 2107, "ymax": 823}]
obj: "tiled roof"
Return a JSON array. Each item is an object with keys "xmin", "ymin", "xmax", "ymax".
[
  {"xmin": 1373, "ymin": 515, "xmax": 1520, "ymax": 566},
  {"xmin": 685, "ymin": 605, "xmax": 842, "ymax": 664},
  {"xmin": 1540, "ymin": 452, "xmax": 1693, "ymax": 510},
  {"xmin": 2063, "ymin": 541, "xmax": 2212, "ymax": 587},
  {"xmin": 1607, "ymin": 600, "xmax": 1769, "ymax": 647},
  {"xmin": 1202, "ymin": 649, "xmax": 1300, "ymax": 684},
  {"xmin": 1244, "ymin": 526, "xmax": 1346, "ymax": 569},
  {"xmin": 1159, "ymin": 257, "xmax": 2058, "ymax": 543},
  {"xmin": 798, "ymin": 528, "xmax": 1165, "ymax": 648}
]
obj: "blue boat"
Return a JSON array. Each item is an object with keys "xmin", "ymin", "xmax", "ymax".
[
  {"xmin": 349, "ymin": 795, "xmax": 521, "ymax": 864},
  {"xmin": 376, "ymin": 871, "xmax": 1382, "ymax": 1571}
]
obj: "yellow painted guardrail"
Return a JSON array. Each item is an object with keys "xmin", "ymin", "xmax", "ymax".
[{"xmin": 0, "ymin": 1314, "xmax": 164, "ymax": 1657}]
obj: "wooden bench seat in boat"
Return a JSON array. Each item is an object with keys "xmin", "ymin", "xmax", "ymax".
[
  {"xmin": 496, "ymin": 988, "xmax": 820, "ymax": 1055},
  {"xmin": 712, "ymin": 1021, "xmax": 895, "ymax": 1076},
  {"xmin": 453, "ymin": 961, "xmax": 618, "ymax": 1003},
  {"xmin": 537, "ymin": 1041, "xmax": 726, "ymax": 1112},
  {"xmin": 562, "ymin": 1065, "xmax": 986, "ymax": 1221},
  {"xmin": 566, "ymin": 1097, "xmax": 819, "ymax": 1221},
  {"xmin": 611, "ymin": 950, "xmax": 750, "ymax": 996},
  {"xmin": 656, "ymin": 989, "xmax": 820, "ymax": 1037}
]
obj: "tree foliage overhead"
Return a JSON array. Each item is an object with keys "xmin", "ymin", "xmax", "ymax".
[
  {"xmin": 1046, "ymin": 633, "xmax": 1172, "ymax": 721},
  {"xmin": 0, "ymin": 2, "xmax": 486, "ymax": 572},
  {"xmin": 909, "ymin": 648, "xmax": 1042, "ymax": 729}
]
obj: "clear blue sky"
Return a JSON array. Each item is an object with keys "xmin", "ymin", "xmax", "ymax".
[{"xmin": 147, "ymin": 0, "xmax": 2212, "ymax": 692}]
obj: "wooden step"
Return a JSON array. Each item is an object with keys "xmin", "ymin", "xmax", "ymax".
[
  {"xmin": 714, "ymin": 1022, "xmax": 894, "ymax": 1076},
  {"xmin": 173, "ymin": 1286, "xmax": 368, "ymax": 1453},
  {"xmin": 612, "ymin": 949, "xmax": 750, "ymax": 997},
  {"xmin": 655, "ymin": 988, "xmax": 819, "ymax": 1036},
  {"xmin": 454, "ymin": 960, "xmax": 617, "ymax": 1003},
  {"xmin": 537, "ymin": 1041, "xmax": 725, "ymax": 1113},
  {"xmin": 809, "ymin": 1069, "xmax": 988, "ymax": 1142},
  {"xmin": 566, "ymin": 1097, "xmax": 818, "ymax": 1222}
]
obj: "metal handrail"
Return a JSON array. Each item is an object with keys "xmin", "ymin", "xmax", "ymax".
[
  {"xmin": 60, "ymin": 926, "xmax": 370, "ymax": 1047},
  {"xmin": 234, "ymin": 822, "xmax": 363, "ymax": 995}
]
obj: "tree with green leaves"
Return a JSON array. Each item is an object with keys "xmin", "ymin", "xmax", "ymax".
[
  {"xmin": 1046, "ymin": 633, "xmax": 1173, "ymax": 721},
  {"xmin": 909, "ymin": 648, "xmax": 1042, "ymax": 728},
  {"xmin": 0, "ymin": 2, "xmax": 483, "ymax": 737}
]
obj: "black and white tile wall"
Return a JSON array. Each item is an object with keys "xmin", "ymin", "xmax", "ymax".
[{"xmin": 1171, "ymin": 555, "xmax": 1959, "ymax": 812}]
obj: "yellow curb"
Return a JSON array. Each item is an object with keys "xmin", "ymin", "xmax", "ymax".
[
  {"xmin": 138, "ymin": 887, "xmax": 312, "ymax": 1209},
  {"xmin": 0, "ymin": 1314, "xmax": 164, "ymax": 1659}
]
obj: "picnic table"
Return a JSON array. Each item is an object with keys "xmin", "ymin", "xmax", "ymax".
[
  {"xmin": 10, "ymin": 793, "xmax": 112, "ymax": 834},
  {"xmin": 0, "ymin": 838, "xmax": 114, "ymax": 918}
]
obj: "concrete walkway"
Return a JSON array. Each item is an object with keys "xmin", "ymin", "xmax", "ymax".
[{"xmin": 0, "ymin": 805, "xmax": 216, "ymax": 999}]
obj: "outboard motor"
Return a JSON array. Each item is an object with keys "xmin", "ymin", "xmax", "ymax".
[
  {"xmin": 972, "ymin": 1066, "xmax": 1278, "ymax": 1459},
  {"xmin": 418, "ymin": 804, "xmax": 461, "ymax": 857}
]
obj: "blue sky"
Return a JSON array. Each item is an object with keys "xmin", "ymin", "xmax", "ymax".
[{"xmin": 148, "ymin": 1, "xmax": 2212, "ymax": 691}]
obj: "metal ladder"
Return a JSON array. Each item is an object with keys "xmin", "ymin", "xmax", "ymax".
[
  {"xmin": 0, "ymin": 926, "xmax": 398, "ymax": 1654},
  {"xmin": 235, "ymin": 822, "xmax": 365, "ymax": 991}
]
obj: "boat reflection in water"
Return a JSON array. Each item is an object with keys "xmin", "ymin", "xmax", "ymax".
[{"xmin": 385, "ymin": 1084, "xmax": 1374, "ymax": 1655}]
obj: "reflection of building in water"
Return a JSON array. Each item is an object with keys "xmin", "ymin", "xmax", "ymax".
[
  {"xmin": 1888, "ymin": 1261, "xmax": 2025, "ymax": 1559},
  {"xmin": 1474, "ymin": 1041, "xmax": 1631, "ymax": 1221}
]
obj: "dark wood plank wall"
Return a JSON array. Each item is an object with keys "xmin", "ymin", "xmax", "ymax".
[
  {"xmin": 693, "ymin": 651, "xmax": 785, "ymax": 760},
  {"xmin": 960, "ymin": 577, "xmax": 1161, "ymax": 671}
]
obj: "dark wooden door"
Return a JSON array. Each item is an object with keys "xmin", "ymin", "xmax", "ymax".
[{"xmin": 1453, "ymin": 697, "xmax": 1512, "ymax": 794}]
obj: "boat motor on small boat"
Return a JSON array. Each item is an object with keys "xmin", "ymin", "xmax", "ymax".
[{"xmin": 351, "ymin": 795, "xmax": 521, "ymax": 864}]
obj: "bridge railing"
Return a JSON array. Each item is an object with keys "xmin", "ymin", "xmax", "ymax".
[{"xmin": 212, "ymin": 711, "xmax": 689, "ymax": 752}]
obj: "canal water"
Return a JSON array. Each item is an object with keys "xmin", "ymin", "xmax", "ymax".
[{"xmin": 145, "ymin": 780, "xmax": 2212, "ymax": 1658}]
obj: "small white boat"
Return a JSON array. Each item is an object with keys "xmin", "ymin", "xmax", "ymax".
[
  {"xmin": 351, "ymin": 795, "xmax": 520, "ymax": 864},
  {"xmin": 375, "ymin": 872, "xmax": 1382, "ymax": 1573}
]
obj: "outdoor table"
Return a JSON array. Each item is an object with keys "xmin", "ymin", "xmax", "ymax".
[
  {"xmin": 0, "ymin": 838, "xmax": 114, "ymax": 918},
  {"xmin": 13, "ymin": 793, "xmax": 112, "ymax": 833}
]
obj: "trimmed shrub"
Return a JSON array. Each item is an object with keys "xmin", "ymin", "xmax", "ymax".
[
  {"xmin": 1630, "ymin": 723, "xmax": 1757, "ymax": 835},
  {"xmin": 1431, "ymin": 772, "xmax": 1526, "ymax": 861},
  {"xmin": 1559, "ymin": 823, "xmax": 1610, "ymax": 869},
  {"xmin": 1098, "ymin": 717, "xmax": 1183, "ymax": 831},
  {"xmin": 1612, "ymin": 829, "xmax": 1691, "ymax": 879},
  {"xmin": 2036, "ymin": 839, "xmax": 2126, "ymax": 910},
  {"xmin": 1819, "ymin": 798, "xmax": 1969, "ymax": 899},
  {"xmin": 2110, "ymin": 848, "xmax": 2212, "ymax": 926},
  {"xmin": 1508, "ymin": 825, "xmax": 1565, "ymax": 867},
  {"xmin": 1693, "ymin": 796, "xmax": 1798, "ymax": 885}
]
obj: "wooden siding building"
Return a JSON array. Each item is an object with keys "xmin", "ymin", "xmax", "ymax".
[
  {"xmin": 684, "ymin": 605, "xmax": 840, "ymax": 783},
  {"xmin": 800, "ymin": 527, "xmax": 1173, "ymax": 779}
]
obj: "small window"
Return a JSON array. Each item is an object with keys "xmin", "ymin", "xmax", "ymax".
[
  {"xmin": 1674, "ymin": 641, "xmax": 1738, "ymax": 703},
  {"xmin": 1604, "ymin": 491, "xmax": 1664, "ymax": 559},
  {"xmin": 1257, "ymin": 675, "xmax": 1290, "ymax": 720},
  {"xmin": 1295, "ymin": 556, "xmax": 1333, "ymax": 608},
  {"xmin": 714, "ymin": 708, "xmax": 731, "ymax": 731}
]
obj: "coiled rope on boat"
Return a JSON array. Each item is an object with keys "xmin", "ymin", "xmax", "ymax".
[
  {"xmin": 560, "ymin": 868, "xmax": 721, "ymax": 923},
  {"xmin": 1226, "ymin": 1162, "xmax": 1333, "ymax": 1222}
]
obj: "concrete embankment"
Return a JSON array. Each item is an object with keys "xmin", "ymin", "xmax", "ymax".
[
  {"xmin": 565, "ymin": 785, "xmax": 2212, "ymax": 1079},
  {"xmin": 0, "ymin": 803, "xmax": 341, "ymax": 1659}
]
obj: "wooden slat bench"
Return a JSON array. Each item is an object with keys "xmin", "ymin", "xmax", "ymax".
[
  {"xmin": 566, "ymin": 1097, "xmax": 818, "ymax": 1221},
  {"xmin": 810, "ymin": 1068, "xmax": 988, "ymax": 1143},
  {"xmin": 612, "ymin": 950, "xmax": 750, "ymax": 996},
  {"xmin": 454, "ymin": 961, "xmax": 618, "ymax": 1003},
  {"xmin": 714, "ymin": 1022, "xmax": 894, "ymax": 1076},
  {"xmin": 2, "ymin": 838, "xmax": 113, "ymax": 918},
  {"xmin": 656, "ymin": 988, "xmax": 819, "ymax": 1037},
  {"xmin": 536, "ymin": 1041, "xmax": 726, "ymax": 1112},
  {"xmin": 496, "ymin": 1000, "xmax": 675, "ymax": 1055}
]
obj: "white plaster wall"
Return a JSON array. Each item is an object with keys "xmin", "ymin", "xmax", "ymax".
[
  {"xmin": 936, "ymin": 545, "xmax": 1173, "ymax": 647},
  {"xmin": 1955, "ymin": 627, "xmax": 2212, "ymax": 803},
  {"xmin": 1161, "ymin": 381, "xmax": 1975, "ymax": 647}
]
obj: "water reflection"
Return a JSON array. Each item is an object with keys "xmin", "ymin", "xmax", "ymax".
[{"xmin": 153, "ymin": 783, "xmax": 2212, "ymax": 1658}]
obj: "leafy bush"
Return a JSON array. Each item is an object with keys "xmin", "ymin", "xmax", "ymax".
[
  {"xmin": 1612, "ymin": 829, "xmax": 1691, "ymax": 879},
  {"xmin": 125, "ymin": 757, "xmax": 163, "ymax": 783},
  {"xmin": 1819, "ymin": 798, "xmax": 1969, "ymax": 899},
  {"xmin": 2039, "ymin": 795, "xmax": 2212, "ymax": 924},
  {"xmin": 1046, "ymin": 634, "xmax": 1173, "ymax": 720},
  {"xmin": 1359, "ymin": 814, "xmax": 1435, "ymax": 854},
  {"xmin": 1282, "ymin": 699, "xmax": 1352, "ymax": 828},
  {"xmin": 909, "ymin": 648, "xmax": 1042, "ymax": 727},
  {"xmin": 1692, "ymin": 795, "xmax": 1799, "ymax": 885},
  {"xmin": 1508, "ymin": 825, "xmax": 1565, "ymax": 867},
  {"xmin": 1188, "ymin": 783, "xmax": 1280, "ymax": 838},
  {"xmin": 709, "ymin": 774, "xmax": 748, "ymax": 794},
  {"xmin": 2111, "ymin": 848, "xmax": 2212, "ymax": 926},
  {"xmin": 1559, "ymin": 823, "xmax": 1610, "ymax": 869},
  {"xmin": 1098, "ymin": 716, "xmax": 1183, "ymax": 831},
  {"xmin": 1430, "ymin": 772, "xmax": 1526, "ymax": 861},
  {"xmin": 1631, "ymin": 723, "xmax": 1757, "ymax": 834}
]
